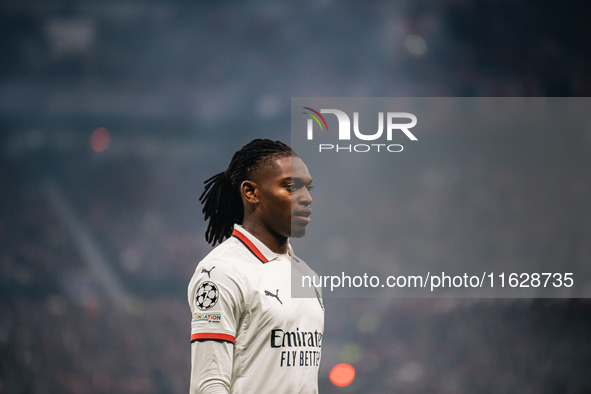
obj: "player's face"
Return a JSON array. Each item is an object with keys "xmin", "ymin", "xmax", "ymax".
[{"xmin": 255, "ymin": 156, "xmax": 313, "ymax": 240}]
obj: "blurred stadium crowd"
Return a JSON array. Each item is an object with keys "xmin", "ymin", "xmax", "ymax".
[
  {"xmin": 2, "ymin": 0, "xmax": 591, "ymax": 393},
  {"xmin": 3, "ymin": 148, "xmax": 589, "ymax": 393}
]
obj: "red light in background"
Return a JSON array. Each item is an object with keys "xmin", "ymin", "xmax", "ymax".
[
  {"xmin": 90, "ymin": 127, "xmax": 110, "ymax": 152},
  {"xmin": 329, "ymin": 363, "xmax": 355, "ymax": 387}
]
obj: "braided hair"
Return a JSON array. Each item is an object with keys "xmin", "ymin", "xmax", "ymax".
[{"xmin": 199, "ymin": 139, "xmax": 295, "ymax": 246}]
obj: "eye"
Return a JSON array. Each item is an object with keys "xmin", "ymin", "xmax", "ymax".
[{"xmin": 285, "ymin": 181, "xmax": 313, "ymax": 193}]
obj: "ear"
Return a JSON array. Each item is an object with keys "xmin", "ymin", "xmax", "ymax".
[{"xmin": 240, "ymin": 180, "xmax": 259, "ymax": 204}]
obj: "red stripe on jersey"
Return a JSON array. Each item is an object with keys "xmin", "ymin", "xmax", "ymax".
[
  {"xmin": 191, "ymin": 333, "xmax": 235, "ymax": 343},
  {"xmin": 232, "ymin": 228, "xmax": 269, "ymax": 263}
]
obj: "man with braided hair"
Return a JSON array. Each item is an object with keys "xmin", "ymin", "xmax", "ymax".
[{"xmin": 188, "ymin": 139, "xmax": 324, "ymax": 394}]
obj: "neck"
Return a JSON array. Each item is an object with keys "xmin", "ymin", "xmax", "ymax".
[{"xmin": 241, "ymin": 219, "xmax": 288, "ymax": 254}]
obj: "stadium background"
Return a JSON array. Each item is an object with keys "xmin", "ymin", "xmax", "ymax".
[{"xmin": 1, "ymin": 0, "xmax": 591, "ymax": 392}]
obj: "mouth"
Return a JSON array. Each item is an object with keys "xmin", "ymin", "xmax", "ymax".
[{"xmin": 293, "ymin": 209, "xmax": 312, "ymax": 224}]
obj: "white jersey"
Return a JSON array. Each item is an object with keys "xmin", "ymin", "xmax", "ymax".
[{"xmin": 188, "ymin": 224, "xmax": 325, "ymax": 394}]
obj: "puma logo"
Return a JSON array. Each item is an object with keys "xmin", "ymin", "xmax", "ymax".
[
  {"xmin": 265, "ymin": 289, "xmax": 283, "ymax": 305},
  {"xmin": 201, "ymin": 266, "xmax": 215, "ymax": 278}
]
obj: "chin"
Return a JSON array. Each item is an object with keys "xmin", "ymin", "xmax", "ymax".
[{"xmin": 290, "ymin": 227, "xmax": 308, "ymax": 238}]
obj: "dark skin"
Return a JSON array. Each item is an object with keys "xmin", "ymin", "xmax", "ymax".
[{"xmin": 240, "ymin": 156, "xmax": 313, "ymax": 254}]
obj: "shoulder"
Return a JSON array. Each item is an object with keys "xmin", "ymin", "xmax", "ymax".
[
  {"xmin": 197, "ymin": 236, "xmax": 259, "ymax": 272},
  {"xmin": 188, "ymin": 237, "xmax": 260, "ymax": 302},
  {"xmin": 291, "ymin": 251, "xmax": 319, "ymax": 277},
  {"xmin": 200, "ymin": 236, "xmax": 246, "ymax": 263},
  {"xmin": 290, "ymin": 250, "xmax": 324, "ymax": 301}
]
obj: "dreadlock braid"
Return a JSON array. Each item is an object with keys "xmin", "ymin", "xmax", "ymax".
[{"xmin": 199, "ymin": 139, "xmax": 294, "ymax": 246}]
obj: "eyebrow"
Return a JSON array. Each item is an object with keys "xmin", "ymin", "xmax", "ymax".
[{"xmin": 283, "ymin": 177, "xmax": 313, "ymax": 184}]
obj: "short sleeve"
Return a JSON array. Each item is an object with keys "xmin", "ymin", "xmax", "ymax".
[{"xmin": 188, "ymin": 259, "xmax": 247, "ymax": 343}]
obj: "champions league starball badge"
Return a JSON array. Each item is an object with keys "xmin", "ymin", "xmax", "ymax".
[{"xmin": 195, "ymin": 281, "xmax": 219, "ymax": 311}]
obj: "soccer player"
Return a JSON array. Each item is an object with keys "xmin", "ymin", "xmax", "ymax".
[{"xmin": 188, "ymin": 139, "xmax": 324, "ymax": 394}]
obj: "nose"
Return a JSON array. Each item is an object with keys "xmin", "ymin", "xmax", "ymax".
[{"xmin": 300, "ymin": 188, "xmax": 312, "ymax": 206}]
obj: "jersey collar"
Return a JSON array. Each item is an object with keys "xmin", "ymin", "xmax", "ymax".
[{"xmin": 232, "ymin": 224, "xmax": 288, "ymax": 264}]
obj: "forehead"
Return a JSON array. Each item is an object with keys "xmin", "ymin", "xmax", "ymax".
[{"xmin": 258, "ymin": 156, "xmax": 311, "ymax": 181}]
